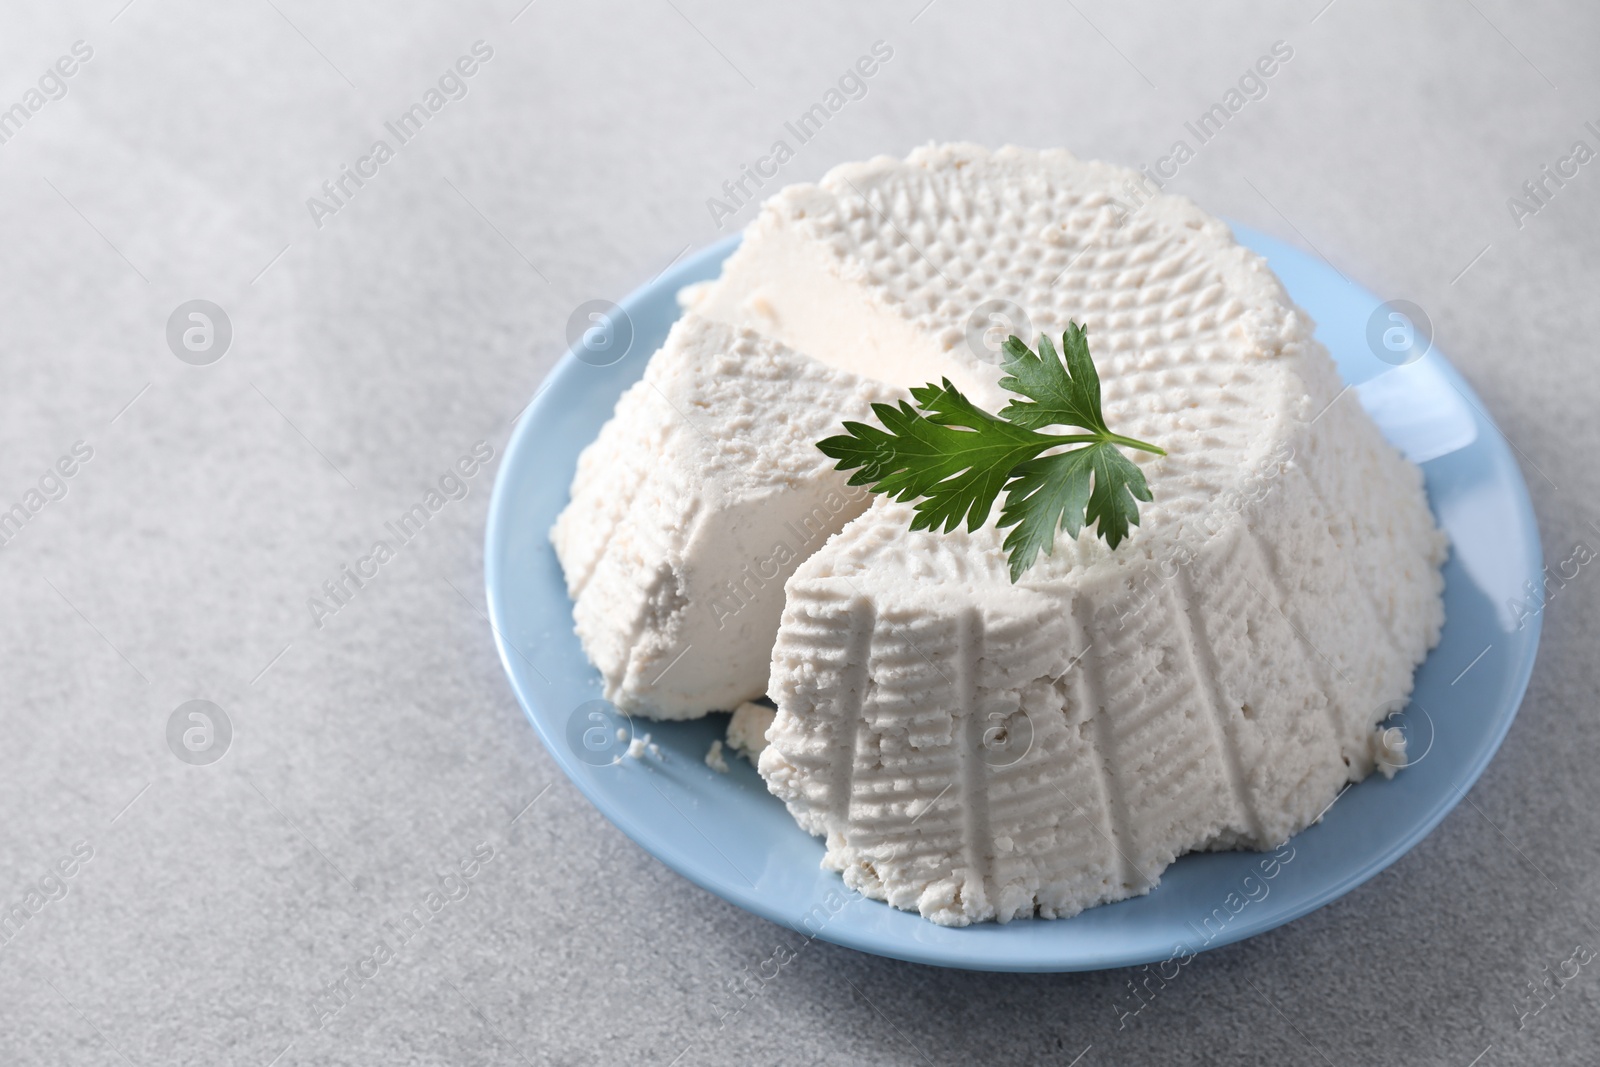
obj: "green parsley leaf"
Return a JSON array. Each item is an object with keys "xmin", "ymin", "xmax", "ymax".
[
  {"xmin": 815, "ymin": 325, "xmax": 1164, "ymax": 581},
  {"xmin": 818, "ymin": 381, "xmax": 1047, "ymax": 535},
  {"xmin": 996, "ymin": 327, "xmax": 1108, "ymax": 434},
  {"xmin": 999, "ymin": 441, "xmax": 1152, "ymax": 580}
]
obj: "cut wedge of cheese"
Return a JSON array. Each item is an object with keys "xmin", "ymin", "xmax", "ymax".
[
  {"xmin": 722, "ymin": 144, "xmax": 1448, "ymax": 925},
  {"xmin": 550, "ymin": 313, "xmax": 899, "ymax": 719}
]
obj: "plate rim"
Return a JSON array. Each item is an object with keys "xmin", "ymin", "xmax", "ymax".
[{"xmin": 485, "ymin": 226, "xmax": 1544, "ymax": 972}]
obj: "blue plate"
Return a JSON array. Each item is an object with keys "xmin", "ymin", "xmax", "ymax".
[{"xmin": 485, "ymin": 225, "xmax": 1543, "ymax": 972}]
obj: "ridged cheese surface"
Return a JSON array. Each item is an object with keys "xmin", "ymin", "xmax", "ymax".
[
  {"xmin": 714, "ymin": 145, "xmax": 1449, "ymax": 924},
  {"xmin": 550, "ymin": 314, "xmax": 900, "ymax": 718}
]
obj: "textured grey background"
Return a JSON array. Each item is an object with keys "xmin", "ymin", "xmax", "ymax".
[{"xmin": 0, "ymin": 0, "xmax": 1595, "ymax": 1064}]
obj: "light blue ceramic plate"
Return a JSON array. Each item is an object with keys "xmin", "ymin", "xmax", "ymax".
[{"xmin": 485, "ymin": 225, "xmax": 1543, "ymax": 972}]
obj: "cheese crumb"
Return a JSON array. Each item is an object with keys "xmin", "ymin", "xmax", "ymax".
[
  {"xmin": 626, "ymin": 733, "xmax": 652, "ymax": 760},
  {"xmin": 676, "ymin": 281, "xmax": 712, "ymax": 310},
  {"xmin": 1373, "ymin": 725, "xmax": 1408, "ymax": 778},
  {"xmin": 727, "ymin": 702, "xmax": 776, "ymax": 763},
  {"xmin": 705, "ymin": 739, "xmax": 729, "ymax": 773}
]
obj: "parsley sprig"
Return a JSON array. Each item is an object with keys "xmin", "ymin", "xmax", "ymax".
[{"xmin": 817, "ymin": 324, "xmax": 1165, "ymax": 582}]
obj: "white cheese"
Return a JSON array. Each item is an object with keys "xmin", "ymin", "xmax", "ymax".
[
  {"xmin": 1372, "ymin": 725, "xmax": 1408, "ymax": 779},
  {"xmin": 705, "ymin": 739, "xmax": 730, "ymax": 773},
  {"xmin": 726, "ymin": 701, "xmax": 777, "ymax": 762},
  {"xmin": 736, "ymin": 145, "xmax": 1447, "ymax": 925},
  {"xmin": 551, "ymin": 313, "xmax": 900, "ymax": 718}
]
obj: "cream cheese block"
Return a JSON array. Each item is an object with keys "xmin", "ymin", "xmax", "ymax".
[
  {"xmin": 550, "ymin": 313, "xmax": 899, "ymax": 719},
  {"xmin": 730, "ymin": 145, "xmax": 1448, "ymax": 924}
]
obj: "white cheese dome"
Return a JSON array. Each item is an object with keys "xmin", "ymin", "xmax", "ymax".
[{"xmin": 731, "ymin": 145, "xmax": 1448, "ymax": 924}]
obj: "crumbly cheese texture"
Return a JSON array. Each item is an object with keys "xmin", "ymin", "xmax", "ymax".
[
  {"xmin": 550, "ymin": 314, "xmax": 899, "ymax": 718},
  {"xmin": 727, "ymin": 701, "xmax": 777, "ymax": 762},
  {"xmin": 723, "ymin": 144, "xmax": 1448, "ymax": 925}
]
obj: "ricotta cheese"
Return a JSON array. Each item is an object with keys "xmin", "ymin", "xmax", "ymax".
[
  {"xmin": 733, "ymin": 145, "xmax": 1447, "ymax": 925},
  {"xmin": 550, "ymin": 313, "xmax": 899, "ymax": 718},
  {"xmin": 727, "ymin": 701, "xmax": 777, "ymax": 762},
  {"xmin": 1372, "ymin": 724, "xmax": 1408, "ymax": 778}
]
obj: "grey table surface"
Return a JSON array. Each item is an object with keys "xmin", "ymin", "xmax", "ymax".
[{"xmin": 1, "ymin": 0, "xmax": 1596, "ymax": 1064}]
